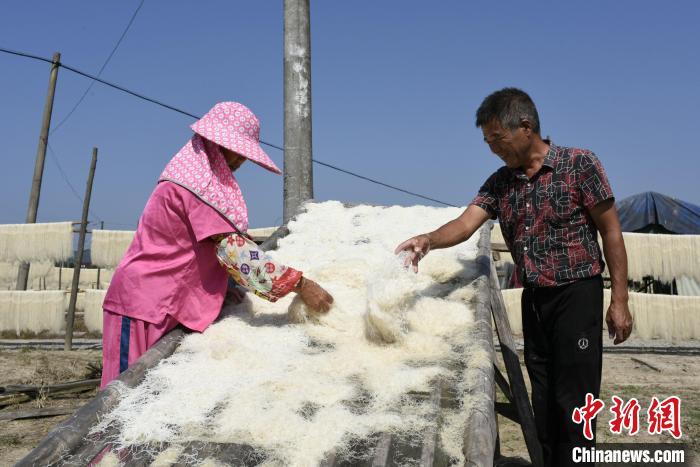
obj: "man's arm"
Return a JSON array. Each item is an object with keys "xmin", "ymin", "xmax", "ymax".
[
  {"xmin": 394, "ymin": 204, "xmax": 491, "ymax": 272},
  {"xmin": 588, "ymin": 199, "xmax": 633, "ymax": 344}
]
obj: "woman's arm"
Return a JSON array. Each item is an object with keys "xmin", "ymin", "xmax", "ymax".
[
  {"xmin": 214, "ymin": 233, "xmax": 334, "ymax": 311},
  {"xmin": 214, "ymin": 233, "xmax": 302, "ymax": 302}
]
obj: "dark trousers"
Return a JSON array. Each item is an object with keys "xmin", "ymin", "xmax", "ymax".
[{"xmin": 521, "ymin": 275, "xmax": 603, "ymax": 467}]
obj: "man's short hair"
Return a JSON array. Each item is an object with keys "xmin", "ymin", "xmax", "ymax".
[{"xmin": 475, "ymin": 88, "xmax": 541, "ymax": 134}]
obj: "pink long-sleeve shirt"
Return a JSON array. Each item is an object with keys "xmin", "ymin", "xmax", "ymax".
[{"xmin": 103, "ymin": 182, "xmax": 236, "ymax": 332}]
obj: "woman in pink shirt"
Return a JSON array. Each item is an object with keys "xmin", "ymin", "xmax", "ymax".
[{"xmin": 100, "ymin": 102, "xmax": 333, "ymax": 388}]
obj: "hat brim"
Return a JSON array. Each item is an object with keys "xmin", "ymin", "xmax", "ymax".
[{"xmin": 191, "ymin": 123, "xmax": 282, "ymax": 174}]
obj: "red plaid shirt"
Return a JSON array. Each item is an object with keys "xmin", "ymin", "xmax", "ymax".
[{"xmin": 471, "ymin": 143, "xmax": 614, "ymax": 288}]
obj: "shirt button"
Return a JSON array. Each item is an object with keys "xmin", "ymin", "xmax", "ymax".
[
  {"xmin": 526, "ymin": 203, "xmax": 530, "ymax": 208},
  {"xmin": 525, "ymin": 226, "xmax": 529, "ymax": 230},
  {"xmin": 524, "ymin": 247, "xmax": 528, "ymax": 251}
]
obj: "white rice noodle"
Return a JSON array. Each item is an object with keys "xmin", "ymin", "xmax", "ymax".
[
  {"xmin": 0, "ymin": 222, "xmax": 73, "ymax": 263},
  {"xmin": 29, "ymin": 261, "xmax": 54, "ymax": 278},
  {"xmin": 600, "ymin": 233, "xmax": 700, "ymax": 283},
  {"xmin": 91, "ymin": 230, "xmax": 135, "ymax": 268},
  {"xmin": 491, "ymin": 223, "xmax": 505, "ymax": 245},
  {"xmin": 1, "ymin": 265, "xmax": 114, "ymax": 291},
  {"xmin": 0, "ymin": 291, "xmax": 65, "ymax": 335},
  {"xmin": 603, "ymin": 290, "xmax": 700, "ymax": 341},
  {"xmin": 0, "ymin": 262, "xmax": 19, "ymax": 290},
  {"xmin": 52, "ymin": 267, "xmax": 114, "ymax": 291},
  {"xmin": 500, "ymin": 288, "xmax": 523, "ymax": 335},
  {"xmin": 93, "ymin": 201, "xmax": 488, "ymax": 465},
  {"xmin": 83, "ymin": 289, "xmax": 106, "ymax": 333},
  {"xmin": 676, "ymin": 276, "xmax": 700, "ymax": 296},
  {"xmin": 94, "ymin": 451, "xmax": 120, "ymax": 467},
  {"xmin": 500, "ymin": 287, "xmax": 700, "ymax": 341}
]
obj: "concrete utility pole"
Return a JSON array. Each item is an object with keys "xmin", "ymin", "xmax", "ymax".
[
  {"xmin": 283, "ymin": 0, "xmax": 313, "ymax": 223},
  {"xmin": 16, "ymin": 52, "xmax": 61, "ymax": 290},
  {"xmin": 65, "ymin": 148, "xmax": 97, "ymax": 351}
]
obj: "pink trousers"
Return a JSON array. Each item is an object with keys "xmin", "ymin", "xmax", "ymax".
[{"xmin": 100, "ymin": 309, "xmax": 179, "ymax": 389}]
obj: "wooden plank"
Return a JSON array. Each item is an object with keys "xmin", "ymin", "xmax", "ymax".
[
  {"xmin": 419, "ymin": 382, "xmax": 442, "ymax": 466},
  {"xmin": 0, "ymin": 407, "xmax": 74, "ymax": 422},
  {"xmin": 493, "ymin": 364, "xmax": 513, "ymax": 403},
  {"xmin": 495, "ymin": 402, "xmax": 520, "ymax": 424},
  {"xmin": 371, "ymin": 434, "xmax": 392, "ymax": 467},
  {"xmin": 66, "ymin": 426, "xmax": 118, "ymax": 466},
  {"xmin": 259, "ymin": 225, "xmax": 290, "ymax": 251},
  {"xmin": 0, "ymin": 393, "xmax": 31, "ymax": 407},
  {"xmin": 318, "ymin": 450, "xmax": 336, "ymax": 467},
  {"xmin": 488, "ymin": 252, "xmax": 544, "ymax": 467},
  {"xmin": 462, "ymin": 225, "xmax": 497, "ymax": 467},
  {"xmin": 169, "ymin": 442, "xmax": 265, "ymax": 466},
  {"xmin": 248, "ymin": 226, "xmax": 279, "ymax": 243},
  {"xmin": 1, "ymin": 378, "xmax": 99, "ymax": 396},
  {"xmin": 631, "ymin": 357, "xmax": 661, "ymax": 372}
]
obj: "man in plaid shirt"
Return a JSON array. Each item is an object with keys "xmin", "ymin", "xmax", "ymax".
[{"xmin": 396, "ymin": 88, "xmax": 632, "ymax": 466}]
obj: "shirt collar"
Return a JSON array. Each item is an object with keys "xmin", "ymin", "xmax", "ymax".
[
  {"xmin": 542, "ymin": 140, "xmax": 558, "ymax": 169},
  {"xmin": 507, "ymin": 140, "xmax": 558, "ymax": 180}
]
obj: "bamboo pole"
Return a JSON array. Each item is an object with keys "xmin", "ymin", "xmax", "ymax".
[
  {"xmin": 283, "ymin": 0, "xmax": 313, "ymax": 223},
  {"xmin": 16, "ymin": 52, "xmax": 61, "ymax": 290},
  {"xmin": 462, "ymin": 225, "xmax": 497, "ymax": 466},
  {"xmin": 65, "ymin": 148, "xmax": 98, "ymax": 351}
]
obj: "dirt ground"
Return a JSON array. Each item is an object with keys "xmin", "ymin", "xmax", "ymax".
[
  {"xmin": 0, "ymin": 348, "xmax": 102, "ymax": 465},
  {"xmin": 0, "ymin": 347, "xmax": 698, "ymax": 466}
]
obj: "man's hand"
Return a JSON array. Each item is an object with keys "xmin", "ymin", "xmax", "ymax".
[
  {"xmin": 297, "ymin": 277, "xmax": 334, "ymax": 313},
  {"xmin": 393, "ymin": 205, "xmax": 490, "ymax": 273},
  {"xmin": 589, "ymin": 199, "xmax": 633, "ymax": 345},
  {"xmin": 394, "ymin": 234, "xmax": 431, "ymax": 273},
  {"xmin": 605, "ymin": 299, "xmax": 633, "ymax": 344}
]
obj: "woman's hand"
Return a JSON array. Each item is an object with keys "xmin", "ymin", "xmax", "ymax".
[
  {"xmin": 394, "ymin": 234, "xmax": 431, "ymax": 272},
  {"xmin": 296, "ymin": 277, "xmax": 334, "ymax": 313}
]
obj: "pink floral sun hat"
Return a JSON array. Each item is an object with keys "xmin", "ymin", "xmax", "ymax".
[
  {"xmin": 159, "ymin": 135, "xmax": 250, "ymax": 231},
  {"xmin": 190, "ymin": 102, "xmax": 281, "ymax": 174}
]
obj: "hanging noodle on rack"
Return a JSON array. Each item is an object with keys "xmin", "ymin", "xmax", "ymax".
[
  {"xmin": 83, "ymin": 289, "xmax": 107, "ymax": 333},
  {"xmin": 500, "ymin": 287, "xmax": 700, "ymax": 341},
  {"xmin": 0, "ymin": 291, "xmax": 65, "ymax": 336},
  {"xmin": 90, "ymin": 230, "xmax": 135, "ymax": 269},
  {"xmin": 0, "ymin": 262, "xmax": 19, "ymax": 290},
  {"xmin": 0, "ymin": 222, "xmax": 73, "ymax": 263},
  {"xmin": 603, "ymin": 232, "xmax": 700, "ymax": 283}
]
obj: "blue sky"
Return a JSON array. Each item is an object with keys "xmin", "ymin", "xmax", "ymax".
[{"xmin": 1, "ymin": 1, "xmax": 698, "ymax": 229}]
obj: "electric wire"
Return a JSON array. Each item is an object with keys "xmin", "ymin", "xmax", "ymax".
[
  {"xmin": 50, "ymin": 0, "xmax": 146, "ymax": 135},
  {"xmin": 1, "ymin": 46, "xmax": 461, "ymax": 208}
]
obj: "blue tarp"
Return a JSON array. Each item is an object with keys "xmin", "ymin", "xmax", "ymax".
[{"xmin": 616, "ymin": 192, "xmax": 700, "ymax": 234}]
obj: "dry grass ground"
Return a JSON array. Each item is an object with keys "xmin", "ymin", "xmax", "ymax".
[{"xmin": 0, "ymin": 348, "xmax": 101, "ymax": 465}]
